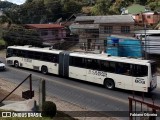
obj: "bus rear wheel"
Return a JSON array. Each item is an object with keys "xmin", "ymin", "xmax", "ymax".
[
  {"xmin": 104, "ymin": 79, "xmax": 115, "ymax": 90},
  {"xmin": 41, "ymin": 66, "xmax": 48, "ymax": 74},
  {"xmin": 14, "ymin": 61, "xmax": 19, "ymax": 68}
]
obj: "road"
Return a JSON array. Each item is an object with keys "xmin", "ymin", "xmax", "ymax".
[{"xmin": 0, "ymin": 57, "xmax": 160, "ymax": 119}]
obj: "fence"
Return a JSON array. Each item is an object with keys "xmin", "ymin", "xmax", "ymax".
[{"xmin": 129, "ymin": 95, "xmax": 160, "ymax": 120}]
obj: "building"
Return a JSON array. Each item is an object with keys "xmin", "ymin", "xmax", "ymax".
[
  {"xmin": 70, "ymin": 15, "xmax": 135, "ymax": 52},
  {"xmin": 24, "ymin": 24, "xmax": 66, "ymax": 45},
  {"xmin": 134, "ymin": 12, "xmax": 160, "ymax": 26},
  {"xmin": 134, "ymin": 30, "xmax": 160, "ymax": 55},
  {"xmin": 120, "ymin": 4, "xmax": 160, "ymax": 26},
  {"xmin": 121, "ymin": 4, "xmax": 149, "ymax": 15}
]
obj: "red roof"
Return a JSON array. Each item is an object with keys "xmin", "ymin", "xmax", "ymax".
[{"xmin": 25, "ymin": 24, "xmax": 64, "ymax": 29}]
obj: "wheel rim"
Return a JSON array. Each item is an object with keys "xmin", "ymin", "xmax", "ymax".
[
  {"xmin": 106, "ymin": 81, "xmax": 113, "ymax": 89},
  {"xmin": 42, "ymin": 67, "xmax": 47, "ymax": 74},
  {"xmin": 14, "ymin": 62, "xmax": 18, "ymax": 67}
]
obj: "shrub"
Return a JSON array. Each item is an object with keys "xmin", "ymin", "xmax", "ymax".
[{"xmin": 42, "ymin": 101, "xmax": 57, "ymax": 118}]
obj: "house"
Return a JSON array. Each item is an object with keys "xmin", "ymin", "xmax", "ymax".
[
  {"xmin": 121, "ymin": 4, "xmax": 160, "ymax": 26},
  {"xmin": 134, "ymin": 11, "xmax": 160, "ymax": 26},
  {"xmin": 70, "ymin": 16, "xmax": 99, "ymax": 51},
  {"xmin": 155, "ymin": 22, "xmax": 160, "ymax": 30},
  {"xmin": 70, "ymin": 15, "xmax": 135, "ymax": 52},
  {"xmin": 24, "ymin": 24, "xmax": 66, "ymax": 45},
  {"xmin": 121, "ymin": 4, "xmax": 150, "ymax": 15},
  {"xmin": 60, "ymin": 13, "xmax": 87, "ymax": 27}
]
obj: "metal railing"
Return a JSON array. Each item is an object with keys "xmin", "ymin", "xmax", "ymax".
[{"xmin": 129, "ymin": 94, "xmax": 160, "ymax": 120}]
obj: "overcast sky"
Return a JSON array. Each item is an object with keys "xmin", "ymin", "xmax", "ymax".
[{"xmin": 3, "ymin": 0, "xmax": 26, "ymax": 5}]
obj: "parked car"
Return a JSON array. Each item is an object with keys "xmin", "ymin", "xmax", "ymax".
[{"xmin": 0, "ymin": 61, "xmax": 5, "ymax": 70}]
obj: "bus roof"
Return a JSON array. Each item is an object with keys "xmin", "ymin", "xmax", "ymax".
[
  {"xmin": 8, "ymin": 45, "xmax": 63, "ymax": 54},
  {"xmin": 70, "ymin": 52, "xmax": 151, "ymax": 65},
  {"xmin": 8, "ymin": 46, "xmax": 152, "ymax": 65}
]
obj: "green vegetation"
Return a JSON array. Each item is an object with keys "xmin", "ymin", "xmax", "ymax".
[
  {"xmin": 0, "ymin": 0, "xmax": 159, "ymax": 24},
  {"xmin": 0, "ymin": 39, "xmax": 5, "ymax": 45},
  {"xmin": 2, "ymin": 25, "xmax": 42, "ymax": 47},
  {"xmin": 42, "ymin": 101, "xmax": 57, "ymax": 118},
  {"xmin": 0, "ymin": 0, "xmax": 159, "ymax": 48},
  {"xmin": 0, "ymin": 1, "xmax": 17, "ymax": 9}
]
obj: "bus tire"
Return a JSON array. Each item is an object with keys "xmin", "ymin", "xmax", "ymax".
[
  {"xmin": 41, "ymin": 66, "xmax": 48, "ymax": 74},
  {"xmin": 104, "ymin": 79, "xmax": 115, "ymax": 90},
  {"xmin": 14, "ymin": 61, "xmax": 19, "ymax": 68}
]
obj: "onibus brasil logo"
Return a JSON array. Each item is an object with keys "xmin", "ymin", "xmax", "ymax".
[{"xmin": 1, "ymin": 112, "xmax": 42, "ymax": 118}]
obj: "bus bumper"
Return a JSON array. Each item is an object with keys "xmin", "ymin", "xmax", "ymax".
[{"xmin": 6, "ymin": 60, "xmax": 14, "ymax": 65}]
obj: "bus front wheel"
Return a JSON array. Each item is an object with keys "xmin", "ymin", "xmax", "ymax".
[
  {"xmin": 41, "ymin": 66, "xmax": 48, "ymax": 74},
  {"xmin": 14, "ymin": 61, "xmax": 19, "ymax": 68},
  {"xmin": 104, "ymin": 79, "xmax": 115, "ymax": 90}
]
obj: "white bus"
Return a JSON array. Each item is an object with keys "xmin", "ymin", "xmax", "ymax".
[{"xmin": 6, "ymin": 45, "xmax": 157, "ymax": 92}]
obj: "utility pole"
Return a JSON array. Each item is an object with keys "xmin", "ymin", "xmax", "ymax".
[
  {"xmin": 144, "ymin": 23, "xmax": 148, "ymax": 59},
  {"xmin": 141, "ymin": 12, "xmax": 148, "ymax": 59},
  {"xmin": 39, "ymin": 79, "xmax": 46, "ymax": 111}
]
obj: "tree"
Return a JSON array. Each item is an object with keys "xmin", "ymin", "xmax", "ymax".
[
  {"xmin": 134, "ymin": 0, "xmax": 147, "ymax": 5},
  {"xmin": 2, "ymin": 25, "xmax": 42, "ymax": 46},
  {"xmin": 63, "ymin": 0, "xmax": 82, "ymax": 19},
  {"xmin": 0, "ymin": 1, "xmax": 16, "ymax": 9},
  {"xmin": 148, "ymin": 1, "xmax": 160, "ymax": 11},
  {"xmin": 91, "ymin": 0, "xmax": 111, "ymax": 15},
  {"xmin": 19, "ymin": 0, "xmax": 47, "ymax": 24},
  {"xmin": 44, "ymin": 0, "xmax": 63, "ymax": 22},
  {"xmin": 0, "ymin": 15, "xmax": 12, "ymax": 28}
]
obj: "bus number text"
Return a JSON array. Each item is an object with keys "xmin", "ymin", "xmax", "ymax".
[
  {"xmin": 135, "ymin": 78, "xmax": 145, "ymax": 84},
  {"xmin": 88, "ymin": 70, "xmax": 107, "ymax": 77},
  {"xmin": 24, "ymin": 58, "xmax": 32, "ymax": 63}
]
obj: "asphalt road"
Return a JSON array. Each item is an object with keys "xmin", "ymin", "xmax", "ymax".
[{"xmin": 0, "ymin": 57, "xmax": 160, "ymax": 119}]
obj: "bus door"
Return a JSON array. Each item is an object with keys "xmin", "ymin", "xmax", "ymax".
[
  {"xmin": 131, "ymin": 65, "xmax": 148, "ymax": 92},
  {"xmin": 59, "ymin": 52, "xmax": 69, "ymax": 77},
  {"xmin": 21, "ymin": 50, "xmax": 32, "ymax": 68},
  {"xmin": 86, "ymin": 58, "xmax": 99, "ymax": 83}
]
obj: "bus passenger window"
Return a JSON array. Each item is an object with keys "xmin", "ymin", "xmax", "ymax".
[
  {"xmin": 100, "ymin": 60, "xmax": 109, "ymax": 72},
  {"xmin": 132, "ymin": 65, "xmax": 148, "ymax": 77},
  {"xmin": 109, "ymin": 62, "xmax": 115, "ymax": 73}
]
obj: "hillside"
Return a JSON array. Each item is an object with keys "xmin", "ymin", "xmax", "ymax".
[
  {"xmin": 0, "ymin": 1, "xmax": 17, "ymax": 9},
  {"xmin": 0, "ymin": 0, "xmax": 159, "ymax": 24}
]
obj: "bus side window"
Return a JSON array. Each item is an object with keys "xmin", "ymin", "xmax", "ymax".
[
  {"xmin": 116, "ymin": 63, "xmax": 124, "ymax": 74},
  {"xmin": 100, "ymin": 60, "xmax": 109, "ymax": 72},
  {"xmin": 131, "ymin": 65, "xmax": 148, "ymax": 77},
  {"xmin": 86, "ymin": 58, "xmax": 93, "ymax": 69},
  {"xmin": 109, "ymin": 61, "xmax": 115, "ymax": 73},
  {"xmin": 28, "ymin": 51, "xmax": 34, "ymax": 59},
  {"xmin": 70, "ymin": 57, "xmax": 86, "ymax": 68},
  {"xmin": 123, "ymin": 64, "xmax": 131, "ymax": 76},
  {"xmin": 13, "ymin": 49, "xmax": 18, "ymax": 56},
  {"xmin": 34, "ymin": 52, "xmax": 42, "ymax": 60}
]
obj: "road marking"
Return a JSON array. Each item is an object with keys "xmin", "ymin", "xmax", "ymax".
[{"xmin": 7, "ymin": 66, "xmax": 129, "ymax": 104}]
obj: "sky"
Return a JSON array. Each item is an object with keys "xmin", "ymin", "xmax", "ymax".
[{"xmin": 1, "ymin": 0, "xmax": 26, "ymax": 5}]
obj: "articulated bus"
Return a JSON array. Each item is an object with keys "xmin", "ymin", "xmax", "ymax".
[{"xmin": 6, "ymin": 45, "xmax": 157, "ymax": 92}]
